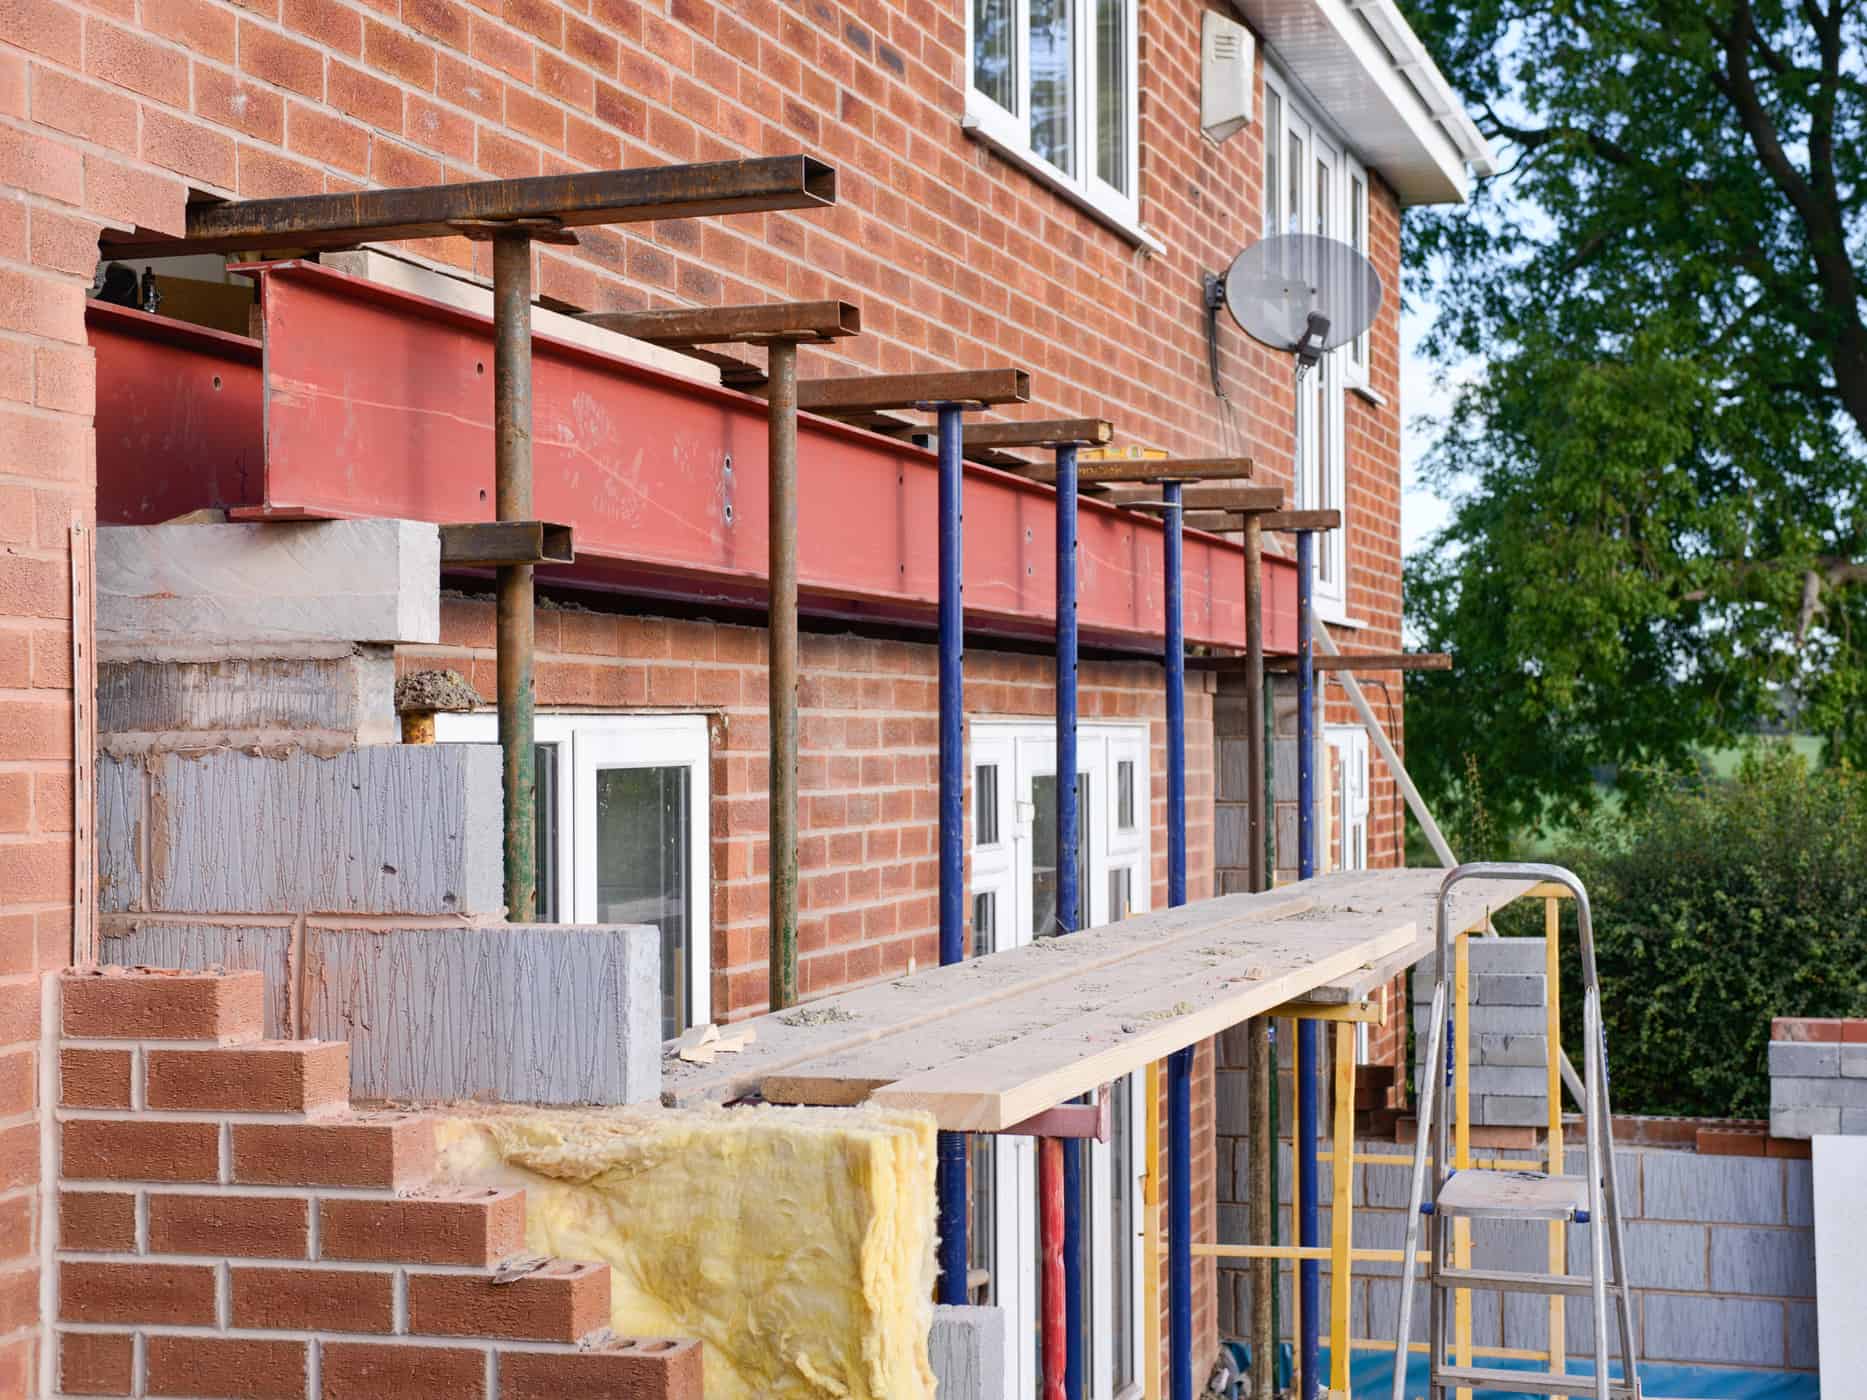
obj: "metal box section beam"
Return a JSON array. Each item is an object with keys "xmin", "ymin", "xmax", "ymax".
[
  {"xmin": 100, "ymin": 156, "xmax": 837, "ymax": 258},
  {"xmin": 90, "ymin": 262, "xmax": 1301, "ymax": 653}
]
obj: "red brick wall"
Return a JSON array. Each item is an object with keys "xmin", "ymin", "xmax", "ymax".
[{"xmin": 55, "ymin": 966, "xmax": 703, "ymax": 1399}]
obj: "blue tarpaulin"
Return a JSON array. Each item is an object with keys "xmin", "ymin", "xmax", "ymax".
[{"xmin": 1321, "ymin": 1347, "xmax": 1819, "ymax": 1399}]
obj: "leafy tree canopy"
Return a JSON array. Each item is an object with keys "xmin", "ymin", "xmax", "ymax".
[{"xmin": 1397, "ymin": 0, "xmax": 1867, "ymax": 835}]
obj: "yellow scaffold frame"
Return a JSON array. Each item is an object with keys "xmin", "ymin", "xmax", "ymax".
[{"xmin": 1141, "ymin": 882, "xmax": 1574, "ymax": 1400}]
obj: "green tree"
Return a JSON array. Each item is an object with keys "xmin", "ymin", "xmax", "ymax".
[{"xmin": 1398, "ymin": 0, "xmax": 1867, "ymax": 836}]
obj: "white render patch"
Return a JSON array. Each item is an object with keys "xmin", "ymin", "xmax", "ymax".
[
  {"xmin": 97, "ymin": 518, "xmax": 440, "ymax": 653},
  {"xmin": 305, "ymin": 923, "xmax": 661, "ymax": 1105}
]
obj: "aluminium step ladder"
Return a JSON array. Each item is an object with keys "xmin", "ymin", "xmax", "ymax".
[{"xmin": 1391, "ymin": 863, "xmax": 1643, "ymax": 1400}]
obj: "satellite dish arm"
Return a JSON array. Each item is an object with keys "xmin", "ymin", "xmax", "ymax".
[
  {"xmin": 1294, "ymin": 312, "xmax": 1331, "ymax": 374},
  {"xmin": 1203, "ymin": 272, "xmax": 1229, "ymax": 400}
]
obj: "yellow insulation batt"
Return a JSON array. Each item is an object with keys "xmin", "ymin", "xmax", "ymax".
[{"xmin": 433, "ymin": 1104, "xmax": 939, "ymax": 1400}]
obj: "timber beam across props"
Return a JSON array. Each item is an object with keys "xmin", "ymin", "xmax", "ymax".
[
  {"xmin": 1190, "ymin": 652, "xmax": 1453, "ymax": 674},
  {"xmin": 1109, "ymin": 487, "xmax": 1284, "ymax": 514},
  {"xmin": 101, "ymin": 156, "xmax": 837, "ymax": 258}
]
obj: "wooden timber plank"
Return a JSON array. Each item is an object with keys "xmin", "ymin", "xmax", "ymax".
[
  {"xmin": 1295, "ymin": 873, "xmax": 1542, "ymax": 1004},
  {"xmin": 663, "ymin": 890, "xmax": 1316, "ymax": 1107},
  {"xmin": 862, "ymin": 917, "xmax": 1418, "ymax": 1129},
  {"xmin": 762, "ymin": 898, "xmax": 1412, "ymax": 1112},
  {"xmin": 102, "ymin": 157, "xmax": 837, "ymax": 258}
]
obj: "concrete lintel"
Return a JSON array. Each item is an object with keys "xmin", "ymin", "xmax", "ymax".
[{"xmin": 99, "ymin": 518, "xmax": 441, "ymax": 653}]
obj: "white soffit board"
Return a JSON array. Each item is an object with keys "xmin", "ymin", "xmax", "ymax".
[
  {"xmin": 1232, "ymin": 0, "xmax": 1485, "ymax": 206},
  {"xmin": 1815, "ymin": 1135, "xmax": 1867, "ymax": 1378}
]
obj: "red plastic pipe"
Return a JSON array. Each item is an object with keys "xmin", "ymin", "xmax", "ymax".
[{"xmin": 1041, "ymin": 1136, "xmax": 1066, "ymax": 1400}]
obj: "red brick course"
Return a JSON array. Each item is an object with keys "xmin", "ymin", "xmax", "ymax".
[{"xmin": 48, "ymin": 969, "xmax": 702, "ymax": 1397}]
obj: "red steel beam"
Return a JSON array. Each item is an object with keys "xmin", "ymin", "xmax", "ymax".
[{"xmin": 93, "ymin": 261, "xmax": 1299, "ymax": 653}]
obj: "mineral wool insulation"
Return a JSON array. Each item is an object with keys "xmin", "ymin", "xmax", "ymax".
[{"xmin": 435, "ymin": 1105, "xmax": 939, "ymax": 1399}]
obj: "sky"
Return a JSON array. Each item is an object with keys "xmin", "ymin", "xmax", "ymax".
[{"xmin": 1399, "ymin": 300, "xmax": 1457, "ymax": 557}]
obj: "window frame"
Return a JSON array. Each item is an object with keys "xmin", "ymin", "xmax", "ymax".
[
  {"xmin": 1262, "ymin": 64, "xmax": 1354, "ymax": 620},
  {"xmin": 967, "ymin": 717, "xmax": 1150, "ymax": 1399},
  {"xmin": 963, "ymin": 0, "xmax": 1144, "ymax": 242},
  {"xmin": 435, "ymin": 711, "xmax": 712, "ymax": 1035}
]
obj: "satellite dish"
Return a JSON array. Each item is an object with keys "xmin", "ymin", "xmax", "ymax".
[{"xmin": 1221, "ymin": 234, "xmax": 1382, "ymax": 369}]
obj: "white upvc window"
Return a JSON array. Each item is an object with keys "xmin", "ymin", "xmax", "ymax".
[
  {"xmin": 436, "ymin": 712, "xmax": 711, "ymax": 1040},
  {"xmin": 1262, "ymin": 65, "xmax": 1356, "ymax": 619},
  {"xmin": 968, "ymin": 719, "xmax": 1149, "ymax": 1399},
  {"xmin": 964, "ymin": 0, "xmax": 1141, "ymax": 236}
]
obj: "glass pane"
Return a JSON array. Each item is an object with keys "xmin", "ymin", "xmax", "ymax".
[
  {"xmin": 1264, "ymin": 90, "xmax": 1281, "ymax": 235},
  {"xmin": 972, "ymin": 890, "xmax": 996, "ymax": 958},
  {"xmin": 967, "ymin": 1135, "xmax": 996, "ymax": 1304},
  {"xmin": 1116, "ymin": 759, "xmax": 1135, "ymax": 830},
  {"xmin": 1110, "ymin": 1076, "xmax": 1136, "ymax": 1387},
  {"xmin": 595, "ymin": 765, "xmax": 692, "ymax": 1039},
  {"xmin": 973, "ymin": 0, "xmax": 1017, "ymax": 111},
  {"xmin": 535, "ymin": 742, "xmax": 559, "ymax": 922},
  {"xmin": 1032, "ymin": 771, "xmax": 1089, "ymax": 937},
  {"xmin": 975, "ymin": 763, "xmax": 999, "ymax": 845},
  {"xmin": 1286, "ymin": 131, "xmax": 1302, "ymax": 235},
  {"xmin": 1030, "ymin": 0, "xmax": 1075, "ymax": 175},
  {"xmin": 1094, "ymin": 0, "xmax": 1127, "ymax": 193},
  {"xmin": 1316, "ymin": 156, "xmax": 1329, "ymax": 237},
  {"xmin": 1350, "ymin": 175, "xmax": 1367, "ymax": 366}
]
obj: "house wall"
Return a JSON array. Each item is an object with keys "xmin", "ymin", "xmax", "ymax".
[{"xmin": 3, "ymin": 0, "xmax": 1418, "ymax": 1384}]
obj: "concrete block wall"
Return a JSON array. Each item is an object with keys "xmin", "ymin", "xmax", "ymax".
[
  {"xmin": 1413, "ymin": 936, "xmax": 1552, "ymax": 1129},
  {"xmin": 55, "ymin": 967, "xmax": 704, "ymax": 1399},
  {"xmin": 1769, "ymin": 1017, "xmax": 1867, "ymax": 1138},
  {"xmin": 1212, "ymin": 1137, "xmax": 1816, "ymax": 1375}
]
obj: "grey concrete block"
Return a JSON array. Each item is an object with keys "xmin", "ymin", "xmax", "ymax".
[
  {"xmin": 1645, "ymin": 1152, "xmax": 1783, "ymax": 1225},
  {"xmin": 1842, "ymin": 1106, "xmax": 1867, "ymax": 1133},
  {"xmin": 1580, "ymin": 1220, "xmax": 1707, "ymax": 1291},
  {"xmin": 1771, "ymin": 1104, "xmax": 1841, "ymax": 1140},
  {"xmin": 930, "ymin": 1305, "xmax": 1006, "ymax": 1400},
  {"xmin": 98, "ymin": 649, "xmax": 398, "ymax": 750},
  {"xmin": 1416, "ymin": 1004, "xmax": 1547, "ymax": 1041},
  {"xmin": 1214, "ymin": 1067, "xmax": 1249, "ymax": 1136},
  {"xmin": 1472, "ymin": 973, "xmax": 1546, "ymax": 1005},
  {"xmin": 307, "ymin": 923, "xmax": 660, "ymax": 1105},
  {"xmin": 1786, "ymin": 1161, "xmax": 1812, "ymax": 1228},
  {"xmin": 97, "ymin": 755, "xmax": 146, "ymax": 914},
  {"xmin": 1777, "ymin": 1074, "xmax": 1867, "ymax": 1108},
  {"xmin": 1843, "ymin": 1044, "xmax": 1867, "ymax": 1078},
  {"xmin": 1788, "ymin": 1299, "xmax": 1818, "ymax": 1369},
  {"xmin": 1364, "ymin": 1162, "xmax": 1411, "ymax": 1210},
  {"xmin": 99, "ymin": 922, "xmax": 293, "ymax": 1039},
  {"xmin": 1273, "ymin": 738, "xmax": 1299, "ymax": 795},
  {"xmin": 1770, "ymin": 1041, "xmax": 1840, "ymax": 1078},
  {"xmin": 1709, "ymin": 1225, "xmax": 1815, "ymax": 1297},
  {"xmin": 1213, "ymin": 805, "xmax": 1248, "ymax": 868},
  {"xmin": 1560, "ymin": 1146, "xmax": 1642, "ymax": 1217},
  {"xmin": 1216, "ymin": 739, "xmax": 1252, "ymax": 800},
  {"xmin": 1642, "ymin": 1293, "xmax": 1785, "ymax": 1365},
  {"xmin": 1418, "ymin": 938, "xmax": 1549, "ymax": 980},
  {"xmin": 1481, "ymin": 1094, "xmax": 1551, "ymax": 1126},
  {"xmin": 98, "ymin": 518, "xmax": 440, "ymax": 652},
  {"xmin": 1469, "ymin": 1065, "xmax": 1550, "ymax": 1097},
  {"xmin": 1476, "ymin": 1033, "xmax": 1547, "ymax": 1067},
  {"xmin": 146, "ymin": 746, "xmax": 502, "ymax": 915}
]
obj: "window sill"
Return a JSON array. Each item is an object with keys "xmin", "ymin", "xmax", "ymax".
[
  {"xmin": 1349, "ymin": 380, "xmax": 1389, "ymax": 408},
  {"xmin": 961, "ymin": 112, "xmax": 1166, "ymax": 255}
]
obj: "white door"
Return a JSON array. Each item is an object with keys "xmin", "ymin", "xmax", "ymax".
[{"xmin": 969, "ymin": 720, "xmax": 1149, "ymax": 1399}]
